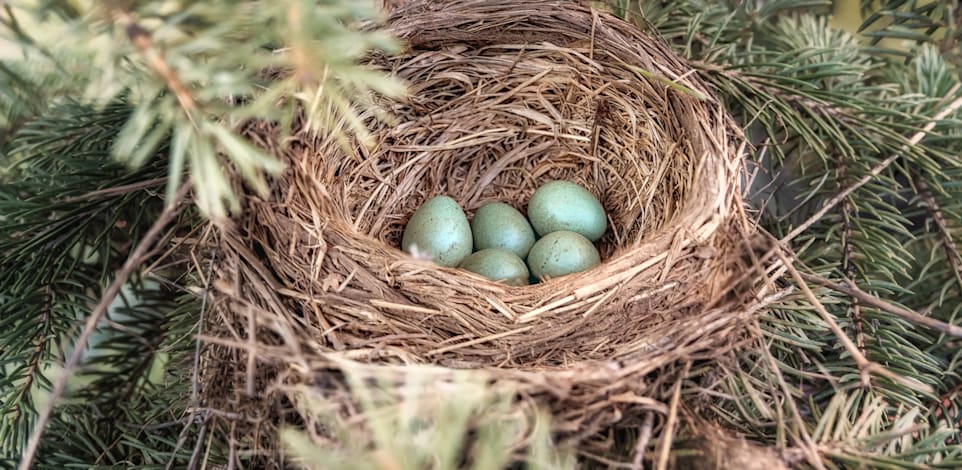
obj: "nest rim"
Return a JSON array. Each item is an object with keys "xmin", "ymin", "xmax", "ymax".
[{"xmin": 202, "ymin": 0, "xmax": 756, "ymax": 459}]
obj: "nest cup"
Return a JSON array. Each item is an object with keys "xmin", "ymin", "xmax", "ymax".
[{"xmin": 204, "ymin": 0, "xmax": 751, "ymax": 457}]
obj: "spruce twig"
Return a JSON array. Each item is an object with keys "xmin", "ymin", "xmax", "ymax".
[
  {"xmin": 8, "ymin": 285, "xmax": 50, "ymax": 426},
  {"xmin": 17, "ymin": 182, "xmax": 191, "ymax": 470},
  {"xmin": 781, "ymin": 89, "xmax": 962, "ymax": 244},
  {"xmin": 914, "ymin": 174, "xmax": 962, "ymax": 295},
  {"xmin": 776, "ymin": 247, "xmax": 935, "ymax": 394},
  {"xmin": 119, "ymin": 12, "xmax": 198, "ymax": 122},
  {"xmin": 836, "ymin": 154, "xmax": 866, "ymax": 353},
  {"xmin": 797, "ymin": 271, "xmax": 962, "ymax": 337}
]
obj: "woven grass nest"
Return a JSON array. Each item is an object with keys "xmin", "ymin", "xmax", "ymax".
[{"xmin": 202, "ymin": 0, "xmax": 760, "ymax": 459}]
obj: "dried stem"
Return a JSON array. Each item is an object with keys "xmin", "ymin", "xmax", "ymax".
[
  {"xmin": 631, "ymin": 412, "xmax": 655, "ymax": 470},
  {"xmin": 798, "ymin": 271, "xmax": 962, "ymax": 337},
  {"xmin": 656, "ymin": 362, "xmax": 689, "ymax": 470}
]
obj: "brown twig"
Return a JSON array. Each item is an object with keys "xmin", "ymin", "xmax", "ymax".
[
  {"xmin": 119, "ymin": 12, "xmax": 197, "ymax": 121},
  {"xmin": 798, "ymin": 271, "xmax": 962, "ymax": 338},
  {"xmin": 656, "ymin": 362, "xmax": 689, "ymax": 470},
  {"xmin": 186, "ymin": 420, "xmax": 209, "ymax": 470},
  {"xmin": 631, "ymin": 411, "xmax": 655, "ymax": 470},
  {"xmin": 915, "ymin": 175, "xmax": 962, "ymax": 296},
  {"xmin": 776, "ymin": 248, "xmax": 934, "ymax": 394},
  {"xmin": 776, "ymin": 248, "xmax": 869, "ymax": 381},
  {"xmin": 836, "ymin": 154, "xmax": 866, "ymax": 353},
  {"xmin": 18, "ymin": 183, "xmax": 190, "ymax": 470},
  {"xmin": 60, "ymin": 177, "xmax": 168, "ymax": 203},
  {"xmin": 227, "ymin": 420, "xmax": 238, "ymax": 470},
  {"xmin": 10, "ymin": 285, "xmax": 51, "ymax": 424}
]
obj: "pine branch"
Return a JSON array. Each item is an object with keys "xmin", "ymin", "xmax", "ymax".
[
  {"xmin": 1, "ymin": 101, "xmax": 205, "ymax": 465},
  {"xmin": 836, "ymin": 154, "xmax": 867, "ymax": 354},
  {"xmin": 4, "ymin": 0, "xmax": 405, "ymax": 221},
  {"xmin": 18, "ymin": 183, "xmax": 190, "ymax": 470},
  {"xmin": 121, "ymin": 16, "xmax": 197, "ymax": 117},
  {"xmin": 610, "ymin": 3, "xmax": 962, "ymax": 466},
  {"xmin": 797, "ymin": 271, "xmax": 962, "ymax": 337},
  {"xmin": 857, "ymin": 0, "xmax": 962, "ymax": 68},
  {"xmin": 781, "ymin": 90, "xmax": 962, "ymax": 244},
  {"xmin": 914, "ymin": 175, "xmax": 962, "ymax": 295}
]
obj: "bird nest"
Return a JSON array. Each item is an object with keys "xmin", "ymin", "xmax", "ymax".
[{"xmin": 200, "ymin": 0, "xmax": 760, "ymax": 462}]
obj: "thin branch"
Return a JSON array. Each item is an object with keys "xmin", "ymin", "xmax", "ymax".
[
  {"xmin": 775, "ymin": 247, "xmax": 934, "ymax": 394},
  {"xmin": 777, "ymin": 248, "xmax": 871, "ymax": 372},
  {"xmin": 59, "ymin": 177, "xmax": 167, "ymax": 203},
  {"xmin": 836, "ymin": 154, "xmax": 866, "ymax": 353},
  {"xmin": 781, "ymin": 90, "xmax": 962, "ymax": 244},
  {"xmin": 914, "ymin": 174, "xmax": 962, "ymax": 295},
  {"xmin": 118, "ymin": 12, "xmax": 197, "ymax": 121},
  {"xmin": 18, "ymin": 182, "xmax": 191, "ymax": 470},
  {"xmin": 10, "ymin": 284, "xmax": 51, "ymax": 424},
  {"xmin": 655, "ymin": 361, "xmax": 689, "ymax": 470},
  {"xmin": 186, "ymin": 420, "xmax": 209, "ymax": 470},
  {"xmin": 227, "ymin": 420, "xmax": 238, "ymax": 470},
  {"xmin": 798, "ymin": 271, "xmax": 962, "ymax": 337},
  {"xmin": 631, "ymin": 411, "xmax": 655, "ymax": 470}
]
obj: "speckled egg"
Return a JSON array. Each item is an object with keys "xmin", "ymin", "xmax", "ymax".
[
  {"xmin": 527, "ymin": 180, "xmax": 607, "ymax": 241},
  {"xmin": 471, "ymin": 202, "xmax": 536, "ymax": 259},
  {"xmin": 459, "ymin": 248, "xmax": 530, "ymax": 286},
  {"xmin": 401, "ymin": 196, "xmax": 473, "ymax": 267},
  {"xmin": 526, "ymin": 230, "xmax": 600, "ymax": 280}
]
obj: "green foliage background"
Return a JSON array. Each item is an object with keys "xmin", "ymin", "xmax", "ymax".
[{"xmin": 1, "ymin": 0, "xmax": 961, "ymax": 468}]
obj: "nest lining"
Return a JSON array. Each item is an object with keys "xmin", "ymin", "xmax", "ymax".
[{"xmin": 343, "ymin": 43, "xmax": 699, "ymax": 258}]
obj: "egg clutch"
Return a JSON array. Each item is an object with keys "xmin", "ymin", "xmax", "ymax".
[{"xmin": 401, "ymin": 180, "xmax": 607, "ymax": 285}]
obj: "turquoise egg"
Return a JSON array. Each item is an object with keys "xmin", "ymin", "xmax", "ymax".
[
  {"xmin": 459, "ymin": 248, "xmax": 530, "ymax": 286},
  {"xmin": 526, "ymin": 230, "xmax": 600, "ymax": 280},
  {"xmin": 401, "ymin": 196, "xmax": 473, "ymax": 267},
  {"xmin": 471, "ymin": 202, "xmax": 536, "ymax": 259},
  {"xmin": 527, "ymin": 180, "xmax": 607, "ymax": 241}
]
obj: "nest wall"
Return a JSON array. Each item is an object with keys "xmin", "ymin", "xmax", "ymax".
[{"xmin": 201, "ymin": 0, "xmax": 756, "ymax": 457}]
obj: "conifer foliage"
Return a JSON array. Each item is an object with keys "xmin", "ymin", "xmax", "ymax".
[{"xmin": 2, "ymin": 0, "xmax": 961, "ymax": 468}]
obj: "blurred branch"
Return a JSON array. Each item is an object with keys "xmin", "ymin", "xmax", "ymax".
[
  {"xmin": 120, "ymin": 14, "xmax": 197, "ymax": 118},
  {"xmin": 18, "ymin": 182, "xmax": 191, "ymax": 470}
]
